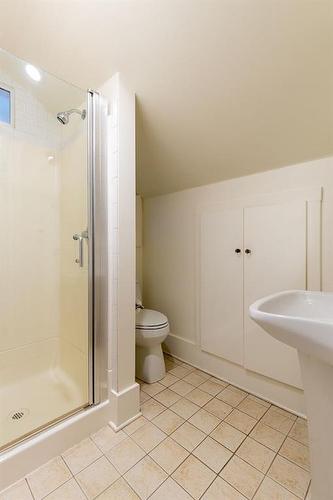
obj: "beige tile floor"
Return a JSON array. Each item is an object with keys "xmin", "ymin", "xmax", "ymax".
[{"xmin": 0, "ymin": 355, "xmax": 312, "ymax": 500}]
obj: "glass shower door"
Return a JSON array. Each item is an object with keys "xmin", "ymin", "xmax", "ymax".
[{"xmin": 0, "ymin": 49, "xmax": 91, "ymax": 450}]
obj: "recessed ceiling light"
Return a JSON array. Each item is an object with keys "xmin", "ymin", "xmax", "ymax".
[{"xmin": 25, "ymin": 64, "xmax": 41, "ymax": 82}]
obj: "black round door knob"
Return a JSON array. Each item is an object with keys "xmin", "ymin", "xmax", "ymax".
[
  {"xmin": 245, "ymin": 249, "xmax": 252, "ymax": 254},
  {"xmin": 235, "ymin": 248, "xmax": 241, "ymax": 254}
]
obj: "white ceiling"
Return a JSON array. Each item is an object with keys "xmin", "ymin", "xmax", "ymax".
[{"xmin": 0, "ymin": 0, "xmax": 332, "ymax": 197}]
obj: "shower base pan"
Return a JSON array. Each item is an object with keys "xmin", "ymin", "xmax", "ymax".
[{"xmin": 0, "ymin": 338, "xmax": 88, "ymax": 450}]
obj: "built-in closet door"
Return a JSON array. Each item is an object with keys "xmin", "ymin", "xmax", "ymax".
[
  {"xmin": 243, "ymin": 200, "xmax": 306, "ymax": 388},
  {"xmin": 200, "ymin": 208, "xmax": 244, "ymax": 365}
]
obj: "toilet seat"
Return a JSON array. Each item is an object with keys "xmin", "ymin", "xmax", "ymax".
[{"xmin": 136, "ymin": 309, "xmax": 169, "ymax": 330}]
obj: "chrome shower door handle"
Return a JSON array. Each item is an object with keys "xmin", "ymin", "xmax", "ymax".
[
  {"xmin": 73, "ymin": 234, "xmax": 83, "ymax": 267},
  {"xmin": 73, "ymin": 229, "xmax": 88, "ymax": 267}
]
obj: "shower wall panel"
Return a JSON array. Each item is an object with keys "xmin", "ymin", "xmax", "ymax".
[{"xmin": 0, "ymin": 72, "xmax": 61, "ymax": 354}]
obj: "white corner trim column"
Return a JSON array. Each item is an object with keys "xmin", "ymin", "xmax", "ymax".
[{"xmin": 103, "ymin": 73, "xmax": 140, "ymax": 430}]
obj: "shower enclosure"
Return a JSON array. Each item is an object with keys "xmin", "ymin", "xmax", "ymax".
[{"xmin": 0, "ymin": 49, "xmax": 105, "ymax": 451}]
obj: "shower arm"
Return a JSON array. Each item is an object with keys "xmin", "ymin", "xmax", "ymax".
[{"xmin": 67, "ymin": 109, "xmax": 84, "ymax": 117}]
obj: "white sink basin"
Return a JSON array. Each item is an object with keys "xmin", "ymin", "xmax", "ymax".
[
  {"xmin": 250, "ymin": 290, "xmax": 333, "ymax": 366},
  {"xmin": 250, "ymin": 290, "xmax": 333, "ymax": 500}
]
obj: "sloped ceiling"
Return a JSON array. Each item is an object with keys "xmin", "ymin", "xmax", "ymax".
[{"xmin": 0, "ymin": 0, "xmax": 332, "ymax": 197}]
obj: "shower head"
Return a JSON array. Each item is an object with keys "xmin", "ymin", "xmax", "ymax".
[{"xmin": 56, "ymin": 108, "xmax": 86, "ymax": 125}]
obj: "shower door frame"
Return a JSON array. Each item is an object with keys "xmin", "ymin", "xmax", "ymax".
[
  {"xmin": 87, "ymin": 89, "xmax": 108, "ymax": 407},
  {"xmin": 0, "ymin": 89, "xmax": 108, "ymax": 453}
]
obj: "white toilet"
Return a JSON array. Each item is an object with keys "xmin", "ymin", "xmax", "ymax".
[{"xmin": 135, "ymin": 284, "xmax": 169, "ymax": 383}]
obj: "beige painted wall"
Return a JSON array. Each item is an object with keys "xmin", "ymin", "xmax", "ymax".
[{"xmin": 142, "ymin": 157, "xmax": 333, "ymax": 413}]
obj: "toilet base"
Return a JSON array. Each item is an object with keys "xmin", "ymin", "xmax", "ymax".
[{"xmin": 136, "ymin": 344, "xmax": 166, "ymax": 383}]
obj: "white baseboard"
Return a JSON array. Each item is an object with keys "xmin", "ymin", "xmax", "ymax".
[
  {"xmin": 109, "ymin": 411, "xmax": 142, "ymax": 432},
  {"xmin": 109, "ymin": 382, "xmax": 140, "ymax": 429},
  {"xmin": 164, "ymin": 333, "xmax": 306, "ymax": 417}
]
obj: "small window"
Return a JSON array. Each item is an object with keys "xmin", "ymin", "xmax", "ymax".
[{"xmin": 0, "ymin": 85, "xmax": 13, "ymax": 126}]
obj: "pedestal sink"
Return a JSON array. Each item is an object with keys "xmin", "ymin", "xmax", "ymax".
[{"xmin": 250, "ymin": 290, "xmax": 333, "ymax": 500}]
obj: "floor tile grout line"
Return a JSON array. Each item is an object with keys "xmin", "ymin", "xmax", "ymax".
[
  {"xmin": 171, "ymin": 459, "xmax": 214, "ymax": 500},
  {"xmin": 148, "ymin": 436, "xmax": 191, "ymax": 466},
  {"xmin": 197, "ymin": 476, "xmax": 217, "ymax": 500},
  {"xmin": 304, "ymin": 478, "xmax": 311, "ymax": 499},
  {"xmin": 230, "ymin": 418, "xmax": 311, "ymax": 482},
  {"xmin": 206, "ymin": 411, "xmax": 277, "ymax": 477},
  {"xmin": 62, "ymin": 445, "xmax": 122, "ymax": 490},
  {"xmin": 226, "ymin": 404, "xmax": 293, "ymax": 441},
  {"xmin": 124, "ymin": 430, "xmax": 168, "ymax": 457},
  {"xmin": 266, "ymin": 476, "xmax": 306, "ymax": 500},
  {"xmin": 287, "ymin": 419, "xmax": 309, "ymax": 447},
  {"xmin": 28, "ymin": 456, "xmax": 75, "ymax": 500},
  {"xmin": 190, "ymin": 439, "xmax": 233, "ymax": 476},
  {"xmin": 217, "ymin": 456, "xmax": 298, "ymax": 500},
  {"xmin": 131, "ymin": 416, "xmax": 234, "ymax": 496},
  {"xmin": 148, "ymin": 469, "xmax": 196, "ymax": 500},
  {"xmin": 260, "ymin": 417, "xmax": 297, "ymax": 435},
  {"xmin": 71, "ymin": 454, "xmax": 111, "ymax": 484},
  {"xmin": 146, "ymin": 444, "xmax": 196, "ymax": 498},
  {"xmin": 91, "ymin": 474, "xmax": 132, "ymax": 500},
  {"xmin": 103, "ymin": 438, "xmax": 146, "ymax": 475},
  {"xmin": 72, "ymin": 445, "xmax": 116, "ymax": 477},
  {"xmin": 234, "ymin": 438, "xmax": 277, "ymax": 475},
  {"xmin": 265, "ymin": 431, "xmax": 310, "ymax": 499},
  {"xmin": 187, "ymin": 415, "xmax": 221, "ymax": 435},
  {"xmin": 121, "ymin": 473, "xmax": 147, "ymax": 500},
  {"xmin": 249, "ymin": 428, "xmax": 285, "ymax": 452},
  {"xmin": 73, "ymin": 476, "xmax": 89, "ymax": 500},
  {"xmin": 115, "ymin": 423, "xmax": 198, "ymax": 500},
  {"xmin": 82, "ymin": 435, "xmax": 169, "ymax": 498},
  {"xmin": 99, "ymin": 437, "xmax": 164, "ymax": 497},
  {"xmin": 153, "ymin": 410, "xmax": 252, "ymax": 486},
  {"xmin": 246, "ymin": 454, "xmax": 267, "ymax": 500},
  {"xmin": 224, "ymin": 401, "xmax": 308, "ymax": 469},
  {"xmin": 127, "ymin": 447, "xmax": 187, "ymax": 499},
  {"xmin": 266, "ymin": 455, "xmax": 310, "ymax": 498},
  {"xmin": 215, "ymin": 468, "xmax": 259, "ymax": 500},
  {"xmin": 42, "ymin": 476, "xmax": 89, "ymax": 500},
  {"xmin": 61, "ymin": 442, "xmax": 102, "ymax": 475},
  {"xmin": 206, "ymin": 407, "xmax": 256, "ymax": 437},
  {"xmin": 278, "ymin": 437, "xmax": 311, "ymax": 473},
  {"xmin": 25, "ymin": 477, "xmax": 35, "ymax": 500}
]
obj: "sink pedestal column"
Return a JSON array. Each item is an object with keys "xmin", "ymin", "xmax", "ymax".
[{"xmin": 299, "ymin": 352, "xmax": 333, "ymax": 500}]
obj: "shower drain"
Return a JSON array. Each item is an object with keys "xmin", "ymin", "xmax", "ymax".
[{"xmin": 8, "ymin": 408, "xmax": 29, "ymax": 422}]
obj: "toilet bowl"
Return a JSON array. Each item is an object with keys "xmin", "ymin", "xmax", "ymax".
[{"xmin": 135, "ymin": 308, "xmax": 169, "ymax": 383}]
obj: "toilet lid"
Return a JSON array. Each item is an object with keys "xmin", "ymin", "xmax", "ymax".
[{"xmin": 136, "ymin": 309, "xmax": 168, "ymax": 329}]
